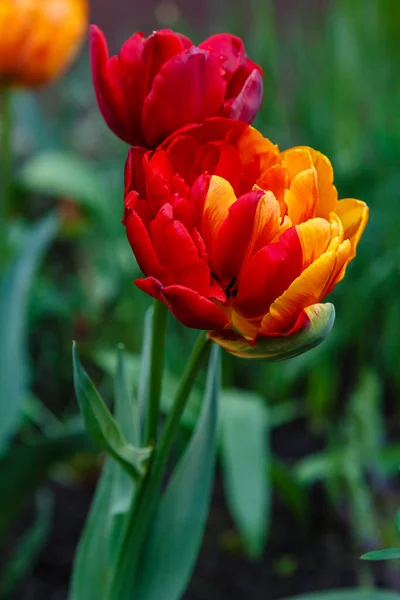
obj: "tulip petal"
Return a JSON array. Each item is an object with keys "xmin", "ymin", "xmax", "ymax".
[
  {"xmin": 199, "ymin": 34, "xmax": 245, "ymax": 79},
  {"xmin": 135, "ymin": 278, "xmax": 228, "ymax": 329},
  {"xmin": 234, "ymin": 227, "xmax": 303, "ymax": 319},
  {"xmin": 284, "ymin": 168, "xmax": 318, "ymax": 225},
  {"xmin": 215, "ymin": 189, "xmax": 264, "ymax": 281},
  {"xmin": 90, "ymin": 25, "xmax": 131, "ymax": 143},
  {"xmin": 90, "ymin": 26, "xmax": 146, "ymax": 145},
  {"xmin": 243, "ymin": 191, "xmax": 287, "ymax": 260},
  {"xmin": 150, "ymin": 204, "xmax": 211, "ymax": 293},
  {"xmin": 209, "ymin": 303, "xmax": 335, "ymax": 360},
  {"xmin": 335, "ymin": 198, "xmax": 369, "ymax": 260},
  {"xmin": 225, "ymin": 69, "xmax": 263, "ymax": 125},
  {"xmin": 261, "ymin": 240, "xmax": 351, "ymax": 334},
  {"xmin": 124, "ymin": 208, "xmax": 173, "ymax": 283},
  {"xmin": 202, "ymin": 176, "xmax": 237, "ymax": 266},
  {"xmin": 140, "ymin": 30, "xmax": 190, "ymax": 96},
  {"xmin": 143, "ymin": 48, "xmax": 227, "ymax": 147},
  {"xmin": 124, "ymin": 147, "xmax": 148, "ymax": 198},
  {"xmin": 296, "ymin": 218, "xmax": 332, "ymax": 269},
  {"xmin": 237, "ymin": 126, "xmax": 280, "ymax": 176},
  {"xmin": 298, "ymin": 146, "xmax": 338, "ymax": 218},
  {"xmin": 282, "ymin": 147, "xmax": 313, "ymax": 180}
]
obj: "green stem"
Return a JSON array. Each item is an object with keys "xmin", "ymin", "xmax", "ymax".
[
  {"xmin": 111, "ymin": 331, "xmax": 211, "ymax": 600},
  {"xmin": 0, "ymin": 87, "xmax": 12, "ymax": 223},
  {"xmin": 145, "ymin": 300, "xmax": 168, "ymax": 447}
]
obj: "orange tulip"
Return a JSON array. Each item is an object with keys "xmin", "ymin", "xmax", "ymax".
[
  {"xmin": 124, "ymin": 118, "xmax": 369, "ymax": 359},
  {"xmin": 0, "ymin": 0, "xmax": 87, "ymax": 87}
]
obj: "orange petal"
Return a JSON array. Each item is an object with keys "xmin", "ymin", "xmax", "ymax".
[
  {"xmin": 298, "ymin": 146, "xmax": 338, "ymax": 218},
  {"xmin": 237, "ymin": 126, "xmax": 280, "ymax": 173},
  {"xmin": 261, "ymin": 250, "xmax": 339, "ymax": 334},
  {"xmin": 202, "ymin": 175, "xmax": 236, "ymax": 262},
  {"xmin": 243, "ymin": 190, "xmax": 285, "ymax": 263},
  {"xmin": 325, "ymin": 239, "xmax": 352, "ymax": 289},
  {"xmin": 256, "ymin": 164, "xmax": 289, "ymax": 216},
  {"xmin": 281, "ymin": 147, "xmax": 313, "ymax": 180},
  {"xmin": 284, "ymin": 168, "xmax": 318, "ymax": 225},
  {"xmin": 296, "ymin": 218, "xmax": 332, "ymax": 269},
  {"xmin": 335, "ymin": 198, "xmax": 369, "ymax": 261}
]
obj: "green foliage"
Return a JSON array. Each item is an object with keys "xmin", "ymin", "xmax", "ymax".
[
  {"xmin": 0, "ymin": 491, "xmax": 53, "ymax": 599},
  {"xmin": 0, "ymin": 212, "xmax": 58, "ymax": 451},
  {"xmin": 72, "ymin": 342, "xmax": 151, "ymax": 479},
  {"xmin": 362, "ymin": 549, "xmax": 400, "ymax": 561},
  {"xmin": 220, "ymin": 388, "xmax": 270, "ymax": 558},
  {"xmin": 135, "ymin": 346, "xmax": 220, "ymax": 600}
]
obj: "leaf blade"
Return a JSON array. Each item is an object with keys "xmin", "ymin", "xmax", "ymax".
[
  {"xmin": 220, "ymin": 388, "xmax": 270, "ymax": 559},
  {"xmin": 136, "ymin": 345, "xmax": 221, "ymax": 600},
  {"xmin": 0, "ymin": 212, "xmax": 59, "ymax": 451}
]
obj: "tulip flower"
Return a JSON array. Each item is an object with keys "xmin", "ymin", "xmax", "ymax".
[
  {"xmin": 90, "ymin": 26, "xmax": 263, "ymax": 149},
  {"xmin": 0, "ymin": 0, "xmax": 87, "ymax": 87},
  {"xmin": 123, "ymin": 117, "xmax": 368, "ymax": 358}
]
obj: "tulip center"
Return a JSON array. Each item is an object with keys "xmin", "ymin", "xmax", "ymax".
[{"xmin": 225, "ymin": 278, "xmax": 238, "ymax": 300}]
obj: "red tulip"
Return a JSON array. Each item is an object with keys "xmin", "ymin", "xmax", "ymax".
[
  {"xmin": 90, "ymin": 26, "xmax": 263, "ymax": 148},
  {"xmin": 123, "ymin": 117, "xmax": 368, "ymax": 358}
]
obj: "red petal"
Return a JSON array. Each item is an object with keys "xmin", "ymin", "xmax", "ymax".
[
  {"xmin": 216, "ymin": 189, "xmax": 264, "ymax": 282},
  {"xmin": 226, "ymin": 58, "xmax": 263, "ymax": 99},
  {"xmin": 234, "ymin": 227, "xmax": 303, "ymax": 318},
  {"xmin": 141, "ymin": 30, "xmax": 190, "ymax": 97},
  {"xmin": 124, "ymin": 209, "xmax": 173, "ymax": 283},
  {"xmin": 199, "ymin": 34, "xmax": 245, "ymax": 79},
  {"xmin": 135, "ymin": 278, "xmax": 228, "ymax": 329},
  {"xmin": 224, "ymin": 69, "xmax": 263, "ymax": 125},
  {"xmin": 143, "ymin": 48, "xmax": 227, "ymax": 147},
  {"xmin": 124, "ymin": 147, "xmax": 147, "ymax": 197},
  {"xmin": 90, "ymin": 25, "xmax": 135, "ymax": 144},
  {"xmin": 143, "ymin": 155, "xmax": 172, "ymax": 214},
  {"xmin": 150, "ymin": 203, "xmax": 211, "ymax": 293}
]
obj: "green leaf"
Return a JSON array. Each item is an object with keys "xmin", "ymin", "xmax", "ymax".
[
  {"xmin": 361, "ymin": 548, "xmax": 400, "ymax": 561},
  {"xmin": 0, "ymin": 490, "xmax": 53, "ymax": 599},
  {"xmin": 110, "ymin": 345, "xmax": 141, "ymax": 517},
  {"xmin": 0, "ymin": 212, "xmax": 59, "ymax": 451},
  {"xmin": 19, "ymin": 152, "xmax": 102, "ymax": 213},
  {"xmin": 72, "ymin": 343, "xmax": 150, "ymax": 479},
  {"xmin": 69, "ymin": 461, "xmax": 114, "ymax": 600},
  {"xmin": 71, "ymin": 344, "xmax": 143, "ymax": 600},
  {"xmin": 220, "ymin": 388, "xmax": 270, "ymax": 559},
  {"xmin": 281, "ymin": 591, "xmax": 400, "ymax": 600},
  {"xmin": 135, "ymin": 345, "xmax": 221, "ymax": 600}
]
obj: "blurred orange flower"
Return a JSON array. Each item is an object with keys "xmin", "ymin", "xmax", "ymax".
[{"xmin": 0, "ymin": 0, "xmax": 87, "ymax": 87}]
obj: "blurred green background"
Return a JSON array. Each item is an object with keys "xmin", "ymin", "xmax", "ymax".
[{"xmin": 2, "ymin": 0, "xmax": 400, "ymax": 598}]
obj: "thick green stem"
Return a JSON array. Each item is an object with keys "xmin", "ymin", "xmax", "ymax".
[
  {"xmin": 111, "ymin": 331, "xmax": 211, "ymax": 600},
  {"xmin": 0, "ymin": 87, "xmax": 12, "ymax": 223},
  {"xmin": 145, "ymin": 300, "xmax": 168, "ymax": 447}
]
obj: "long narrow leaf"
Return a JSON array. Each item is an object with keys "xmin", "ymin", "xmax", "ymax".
[
  {"xmin": 0, "ymin": 490, "xmax": 53, "ymax": 599},
  {"xmin": 69, "ymin": 461, "xmax": 114, "ymax": 600},
  {"xmin": 220, "ymin": 389, "xmax": 270, "ymax": 559},
  {"xmin": 72, "ymin": 343, "xmax": 150, "ymax": 478},
  {"xmin": 135, "ymin": 345, "xmax": 221, "ymax": 600},
  {"xmin": 111, "ymin": 345, "xmax": 141, "ymax": 517},
  {"xmin": 0, "ymin": 213, "xmax": 59, "ymax": 451}
]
